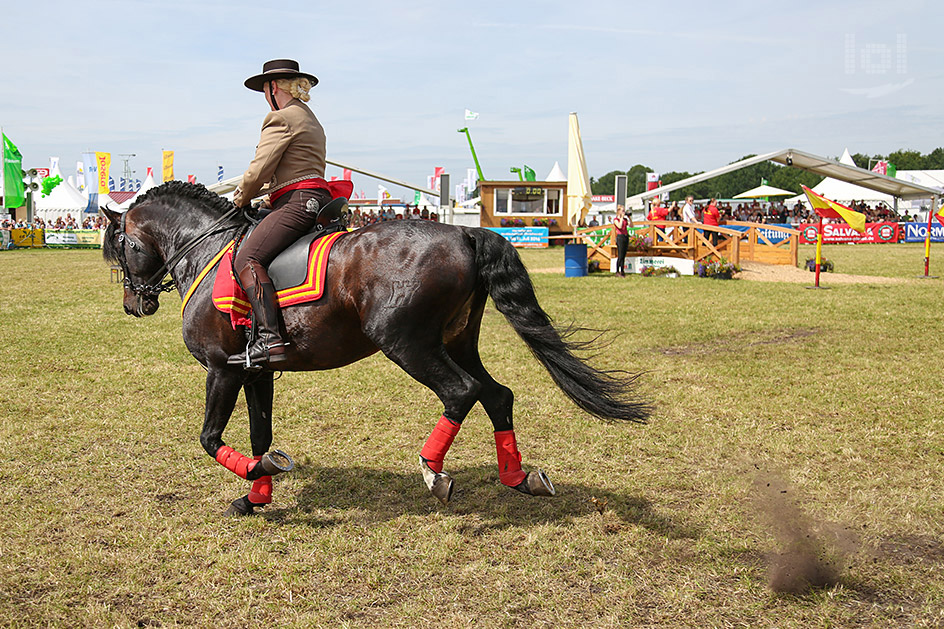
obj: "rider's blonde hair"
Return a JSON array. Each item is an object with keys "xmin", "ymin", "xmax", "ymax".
[{"xmin": 274, "ymin": 77, "xmax": 312, "ymax": 102}]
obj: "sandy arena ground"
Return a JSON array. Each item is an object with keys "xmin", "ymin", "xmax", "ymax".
[
  {"xmin": 736, "ymin": 261, "xmax": 914, "ymax": 284},
  {"xmin": 531, "ymin": 261, "xmax": 917, "ymax": 284}
]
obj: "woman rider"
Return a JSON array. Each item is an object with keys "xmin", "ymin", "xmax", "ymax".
[{"xmin": 228, "ymin": 59, "xmax": 350, "ymax": 369}]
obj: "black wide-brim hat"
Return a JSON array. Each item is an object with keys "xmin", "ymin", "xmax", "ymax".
[{"xmin": 244, "ymin": 59, "xmax": 319, "ymax": 92}]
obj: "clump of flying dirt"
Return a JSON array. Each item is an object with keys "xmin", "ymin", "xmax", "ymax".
[{"xmin": 751, "ymin": 469, "xmax": 859, "ymax": 594}]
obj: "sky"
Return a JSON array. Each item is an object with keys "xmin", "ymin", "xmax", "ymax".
[{"xmin": 2, "ymin": 0, "xmax": 942, "ymax": 201}]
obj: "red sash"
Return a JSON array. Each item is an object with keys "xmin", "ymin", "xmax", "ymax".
[{"xmin": 269, "ymin": 178, "xmax": 354, "ymax": 204}]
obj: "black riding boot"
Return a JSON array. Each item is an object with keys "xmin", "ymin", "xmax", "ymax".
[{"xmin": 227, "ymin": 264, "xmax": 287, "ymax": 369}]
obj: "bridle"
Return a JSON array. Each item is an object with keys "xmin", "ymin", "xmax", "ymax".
[{"xmin": 114, "ymin": 205, "xmax": 243, "ymax": 298}]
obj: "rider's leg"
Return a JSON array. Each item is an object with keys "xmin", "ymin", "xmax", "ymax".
[{"xmin": 228, "ymin": 189, "xmax": 330, "ymax": 368}]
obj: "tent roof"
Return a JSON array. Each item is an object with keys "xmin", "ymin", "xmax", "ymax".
[
  {"xmin": 629, "ymin": 148, "xmax": 942, "ymax": 206},
  {"xmin": 35, "ymin": 179, "xmax": 87, "ymax": 211},
  {"xmin": 545, "ymin": 161, "xmax": 566, "ymax": 182},
  {"xmin": 733, "ymin": 184, "xmax": 796, "ymax": 198}
]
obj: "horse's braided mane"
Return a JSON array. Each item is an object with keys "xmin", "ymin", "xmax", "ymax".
[
  {"xmin": 103, "ymin": 181, "xmax": 240, "ymax": 264},
  {"xmin": 129, "ymin": 180, "xmax": 237, "ymax": 216}
]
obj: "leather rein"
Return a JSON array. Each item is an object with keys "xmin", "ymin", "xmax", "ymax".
[{"xmin": 115, "ymin": 205, "xmax": 245, "ymax": 297}]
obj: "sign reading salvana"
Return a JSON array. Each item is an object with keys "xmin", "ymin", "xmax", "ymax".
[{"xmin": 797, "ymin": 222, "xmax": 899, "ymax": 244}]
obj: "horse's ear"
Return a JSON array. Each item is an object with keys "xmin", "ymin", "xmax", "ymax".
[{"xmin": 101, "ymin": 206, "xmax": 122, "ymax": 226}]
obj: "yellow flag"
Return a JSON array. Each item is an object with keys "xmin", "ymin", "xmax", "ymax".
[
  {"xmin": 96, "ymin": 152, "xmax": 111, "ymax": 193},
  {"xmin": 162, "ymin": 150, "xmax": 174, "ymax": 182}
]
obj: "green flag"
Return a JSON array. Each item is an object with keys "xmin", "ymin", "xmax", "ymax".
[
  {"xmin": 3, "ymin": 134, "xmax": 25, "ymax": 209},
  {"xmin": 523, "ymin": 165, "xmax": 536, "ymax": 182},
  {"xmin": 414, "ymin": 190, "xmax": 421, "ymax": 204},
  {"xmin": 887, "ymin": 162, "xmax": 897, "ymax": 178}
]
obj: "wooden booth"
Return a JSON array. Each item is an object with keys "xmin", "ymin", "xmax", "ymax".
[{"xmin": 478, "ymin": 181, "xmax": 573, "ymax": 237}]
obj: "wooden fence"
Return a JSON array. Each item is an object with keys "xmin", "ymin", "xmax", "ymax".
[{"xmin": 576, "ymin": 221, "xmax": 799, "ymax": 268}]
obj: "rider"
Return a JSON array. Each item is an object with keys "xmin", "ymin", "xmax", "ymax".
[{"xmin": 229, "ymin": 59, "xmax": 340, "ymax": 369}]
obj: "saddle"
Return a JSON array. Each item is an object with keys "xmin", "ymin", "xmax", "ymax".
[{"xmin": 186, "ymin": 198, "xmax": 350, "ymax": 329}]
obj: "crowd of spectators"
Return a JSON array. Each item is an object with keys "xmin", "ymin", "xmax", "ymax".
[
  {"xmin": 349, "ymin": 204, "xmax": 439, "ymax": 229},
  {"xmin": 0, "ymin": 214, "xmax": 109, "ymax": 230},
  {"xmin": 640, "ymin": 198, "xmax": 904, "ymax": 227}
]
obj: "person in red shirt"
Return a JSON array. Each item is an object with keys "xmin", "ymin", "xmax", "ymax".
[
  {"xmin": 702, "ymin": 197, "xmax": 721, "ymax": 245},
  {"xmin": 647, "ymin": 198, "xmax": 669, "ymax": 222}
]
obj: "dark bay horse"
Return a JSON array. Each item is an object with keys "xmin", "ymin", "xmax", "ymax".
[{"xmin": 103, "ymin": 182, "xmax": 648, "ymax": 515}]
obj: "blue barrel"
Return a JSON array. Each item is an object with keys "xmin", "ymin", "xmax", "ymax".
[{"xmin": 564, "ymin": 243, "xmax": 588, "ymax": 277}]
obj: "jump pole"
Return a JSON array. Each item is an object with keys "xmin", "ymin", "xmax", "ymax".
[
  {"xmin": 919, "ymin": 194, "xmax": 939, "ymax": 278},
  {"xmin": 806, "ymin": 215, "xmax": 828, "ymax": 289}
]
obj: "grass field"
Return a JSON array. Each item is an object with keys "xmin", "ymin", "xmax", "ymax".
[{"xmin": 1, "ymin": 244, "xmax": 942, "ymax": 627}]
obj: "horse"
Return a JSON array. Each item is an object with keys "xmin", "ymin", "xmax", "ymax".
[{"xmin": 102, "ymin": 181, "xmax": 649, "ymax": 516}]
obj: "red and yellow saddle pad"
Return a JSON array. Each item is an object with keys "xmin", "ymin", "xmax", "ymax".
[{"xmin": 181, "ymin": 230, "xmax": 345, "ymax": 329}]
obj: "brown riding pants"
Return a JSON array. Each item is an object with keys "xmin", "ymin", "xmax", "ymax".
[{"xmin": 233, "ymin": 188, "xmax": 333, "ymax": 274}]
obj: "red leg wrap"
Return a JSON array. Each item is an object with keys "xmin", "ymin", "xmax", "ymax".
[
  {"xmin": 214, "ymin": 445, "xmax": 258, "ymax": 480},
  {"xmin": 248, "ymin": 455, "xmax": 272, "ymax": 504},
  {"xmin": 420, "ymin": 415, "xmax": 461, "ymax": 474},
  {"xmin": 495, "ymin": 429, "xmax": 527, "ymax": 487}
]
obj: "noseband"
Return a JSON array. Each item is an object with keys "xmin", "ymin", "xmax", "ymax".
[{"xmin": 115, "ymin": 205, "xmax": 243, "ymax": 298}]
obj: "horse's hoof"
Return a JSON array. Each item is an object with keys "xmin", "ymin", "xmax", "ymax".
[
  {"xmin": 223, "ymin": 495, "xmax": 256, "ymax": 517},
  {"xmin": 514, "ymin": 470, "xmax": 556, "ymax": 497},
  {"xmin": 419, "ymin": 456, "xmax": 455, "ymax": 505},
  {"xmin": 259, "ymin": 449, "xmax": 295, "ymax": 475}
]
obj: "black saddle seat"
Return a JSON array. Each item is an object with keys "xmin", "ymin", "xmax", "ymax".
[{"xmin": 243, "ymin": 197, "xmax": 349, "ymax": 291}]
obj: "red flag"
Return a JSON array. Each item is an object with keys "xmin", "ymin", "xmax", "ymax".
[
  {"xmin": 187, "ymin": 174, "xmax": 196, "ymax": 184},
  {"xmin": 342, "ymin": 169, "xmax": 352, "ymax": 180}
]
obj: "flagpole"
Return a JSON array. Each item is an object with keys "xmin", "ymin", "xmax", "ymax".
[
  {"xmin": 814, "ymin": 215, "xmax": 823, "ymax": 288},
  {"xmin": 923, "ymin": 204, "xmax": 932, "ymax": 277},
  {"xmin": 1, "ymin": 125, "xmax": 5, "ymax": 212}
]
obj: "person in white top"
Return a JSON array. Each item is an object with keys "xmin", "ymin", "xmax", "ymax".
[{"xmin": 682, "ymin": 195, "xmax": 696, "ymax": 223}]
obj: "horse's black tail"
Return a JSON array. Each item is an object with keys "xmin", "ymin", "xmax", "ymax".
[{"xmin": 468, "ymin": 227, "xmax": 650, "ymax": 424}]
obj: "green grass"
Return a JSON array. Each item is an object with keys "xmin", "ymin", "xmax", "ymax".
[{"xmin": 1, "ymin": 246, "xmax": 942, "ymax": 627}]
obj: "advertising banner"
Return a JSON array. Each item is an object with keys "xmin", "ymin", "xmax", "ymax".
[
  {"xmin": 96, "ymin": 152, "xmax": 111, "ymax": 193},
  {"xmin": 622, "ymin": 256, "xmax": 695, "ymax": 275},
  {"xmin": 724, "ymin": 223, "xmax": 795, "ymax": 244},
  {"xmin": 162, "ymin": 150, "xmax": 174, "ymax": 182},
  {"xmin": 903, "ymin": 222, "xmax": 944, "ymax": 243},
  {"xmin": 797, "ymin": 221, "xmax": 899, "ymax": 244},
  {"xmin": 488, "ymin": 226, "xmax": 548, "ymax": 248},
  {"xmin": 9, "ymin": 228, "xmax": 44, "ymax": 247},
  {"xmin": 44, "ymin": 229, "xmax": 102, "ymax": 248}
]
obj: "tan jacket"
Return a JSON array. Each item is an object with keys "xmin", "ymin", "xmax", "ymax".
[{"xmin": 234, "ymin": 99, "xmax": 326, "ymax": 207}]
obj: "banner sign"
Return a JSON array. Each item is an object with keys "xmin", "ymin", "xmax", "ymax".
[
  {"xmin": 623, "ymin": 256, "xmax": 695, "ymax": 276},
  {"xmin": 797, "ymin": 221, "xmax": 899, "ymax": 244},
  {"xmin": 96, "ymin": 152, "xmax": 111, "ymax": 193},
  {"xmin": 903, "ymin": 222, "xmax": 944, "ymax": 243},
  {"xmin": 44, "ymin": 229, "xmax": 102, "ymax": 248},
  {"xmin": 487, "ymin": 226, "xmax": 548, "ymax": 248},
  {"xmin": 723, "ymin": 223, "xmax": 795, "ymax": 244}
]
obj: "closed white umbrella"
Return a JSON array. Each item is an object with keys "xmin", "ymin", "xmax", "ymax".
[{"xmin": 566, "ymin": 112, "xmax": 592, "ymax": 227}]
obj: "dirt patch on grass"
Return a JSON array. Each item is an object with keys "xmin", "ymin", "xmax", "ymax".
[
  {"xmin": 659, "ymin": 327, "xmax": 818, "ymax": 356},
  {"xmin": 738, "ymin": 261, "xmax": 914, "ymax": 285}
]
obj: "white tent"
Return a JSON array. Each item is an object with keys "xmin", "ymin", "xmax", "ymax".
[
  {"xmin": 34, "ymin": 179, "xmax": 88, "ymax": 224},
  {"xmin": 786, "ymin": 148, "xmax": 895, "ymax": 208},
  {"xmin": 119, "ymin": 167, "xmax": 158, "ymax": 210},
  {"xmin": 545, "ymin": 161, "xmax": 566, "ymax": 182}
]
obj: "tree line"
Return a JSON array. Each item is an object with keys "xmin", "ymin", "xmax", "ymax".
[{"xmin": 590, "ymin": 148, "xmax": 944, "ymax": 201}]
